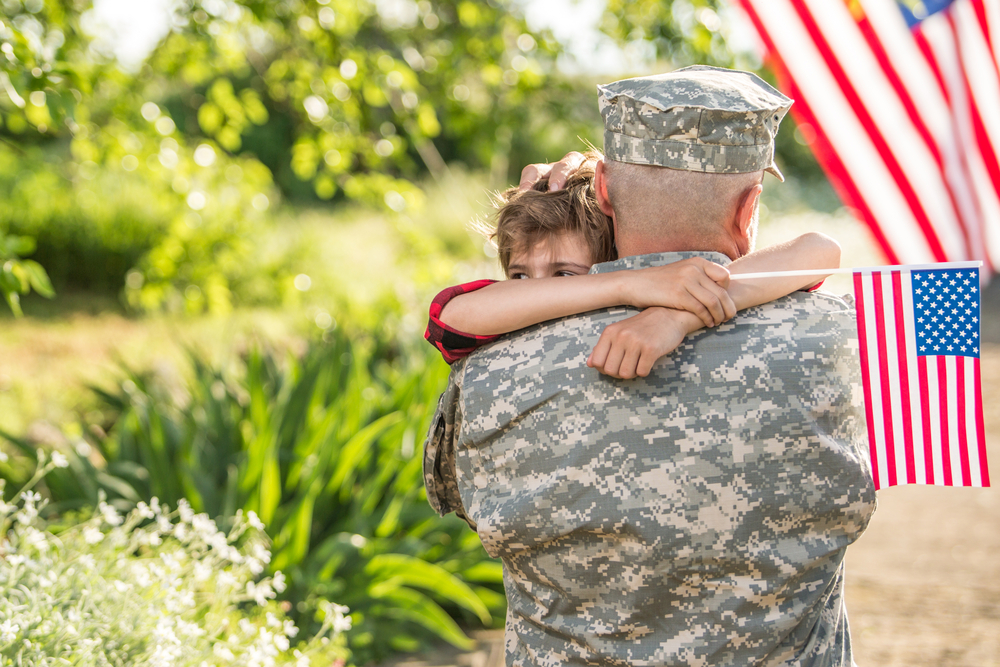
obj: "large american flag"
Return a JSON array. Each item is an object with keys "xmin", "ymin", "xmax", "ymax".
[
  {"xmin": 854, "ymin": 263, "xmax": 990, "ymax": 488},
  {"xmin": 735, "ymin": 0, "xmax": 1000, "ymax": 270}
]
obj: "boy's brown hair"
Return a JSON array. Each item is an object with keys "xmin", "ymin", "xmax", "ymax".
[{"xmin": 481, "ymin": 151, "xmax": 616, "ymax": 277}]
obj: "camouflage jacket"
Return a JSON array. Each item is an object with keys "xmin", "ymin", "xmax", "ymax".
[{"xmin": 424, "ymin": 251, "xmax": 877, "ymax": 667}]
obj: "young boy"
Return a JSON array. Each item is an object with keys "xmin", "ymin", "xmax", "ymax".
[{"xmin": 425, "ymin": 154, "xmax": 838, "ymax": 379}]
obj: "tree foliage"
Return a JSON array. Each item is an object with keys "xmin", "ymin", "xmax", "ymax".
[{"xmin": 0, "ymin": 0, "xmax": 587, "ymax": 313}]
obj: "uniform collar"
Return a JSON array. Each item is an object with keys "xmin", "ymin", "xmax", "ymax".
[{"xmin": 589, "ymin": 250, "xmax": 732, "ymax": 274}]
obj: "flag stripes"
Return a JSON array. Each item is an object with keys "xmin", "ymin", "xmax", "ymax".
[
  {"xmin": 853, "ymin": 268, "xmax": 989, "ymax": 489},
  {"xmin": 736, "ymin": 0, "xmax": 1000, "ymax": 270}
]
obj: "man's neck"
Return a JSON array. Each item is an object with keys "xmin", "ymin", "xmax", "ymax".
[{"xmin": 617, "ymin": 236, "xmax": 741, "ymax": 261}]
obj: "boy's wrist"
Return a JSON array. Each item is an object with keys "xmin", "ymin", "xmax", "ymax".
[
  {"xmin": 614, "ymin": 272, "xmax": 639, "ymax": 308},
  {"xmin": 647, "ymin": 306, "xmax": 704, "ymax": 335}
]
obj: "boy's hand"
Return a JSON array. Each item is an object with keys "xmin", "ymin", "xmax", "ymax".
[
  {"xmin": 519, "ymin": 151, "xmax": 587, "ymax": 191},
  {"xmin": 587, "ymin": 307, "xmax": 689, "ymax": 379},
  {"xmin": 625, "ymin": 258, "xmax": 736, "ymax": 328}
]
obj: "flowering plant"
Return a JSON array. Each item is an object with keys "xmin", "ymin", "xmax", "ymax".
[{"xmin": 0, "ymin": 452, "xmax": 352, "ymax": 666}]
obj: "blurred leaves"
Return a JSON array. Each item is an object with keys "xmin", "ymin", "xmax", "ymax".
[
  {"xmin": 0, "ymin": 0, "xmax": 580, "ymax": 313},
  {"xmin": 0, "ymin": 228, "xmax": 54, "ymax": 315}
]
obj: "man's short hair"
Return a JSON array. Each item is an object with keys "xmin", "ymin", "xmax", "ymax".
[
  {"xmin": 603, "ymin": 159, "xmax": 763, "ymax": 244},
  {"xmin": 480, "ymin": 151, "xmax": 615, "ymax": 277}
]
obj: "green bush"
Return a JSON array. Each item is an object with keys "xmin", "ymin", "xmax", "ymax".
[
  {"xmin": 0, "ymin": 329, "xmax": 503, "ymax": 662},
  {"xmin": 0, "ymin": 139, "xmax": 295, "ymax": 314},
  {"xmin": 0, "ymin": 455, "xmax": 351, "ymax": 666},
  {"xmin": 0, "ymin": 231, "xmax": 54, "ymax": 317}
]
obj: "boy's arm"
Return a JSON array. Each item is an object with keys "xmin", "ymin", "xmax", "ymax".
[
  {"xmin": 726, "ymin": 231, "xmax": 840, "ymax": 305},
  {"xmin": 589, "ymin": 233, "xmax": 841, "ymax": 379},
  {"xmin": 437, "ymin": 257, "xmax": 735, "ymax": 336}
]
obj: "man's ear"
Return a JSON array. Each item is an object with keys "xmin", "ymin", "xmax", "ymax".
[
  {"xmin": 734, "ymin": 182, "xmax": 763, "ymax": 251},
  {"xmin": 594, "ymin": 160, "xmax": 616, "ymax": 218}
]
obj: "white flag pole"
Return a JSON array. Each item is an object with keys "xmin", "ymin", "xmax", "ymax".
[{"xmin": 729, "ymin": 260, "xmax": 984, "ymax": 281}]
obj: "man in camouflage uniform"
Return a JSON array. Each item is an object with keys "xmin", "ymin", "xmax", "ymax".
[{"xmin": 424, "ymin": 66, "xmax": 877, "ymax": 666}]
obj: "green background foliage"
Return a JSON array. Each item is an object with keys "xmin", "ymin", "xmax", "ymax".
[{"xmin": 0, "ymin": 328, "xmax": 505, "ymax": 662}]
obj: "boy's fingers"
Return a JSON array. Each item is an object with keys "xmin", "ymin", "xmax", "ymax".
[
  {"xmin": 600, "ymin": 341, "xmax": 626, "ymax": 378},
  {"xmin": 546, "ymin": 152, "xmax": 587, "ymax": 191},
  {"xmin": 721, "ymin": 293, "xmax": 737, "ymax": 320},
  {"xmin": 688, "ymin": 285, "xmax": 727, "ymax": 327},
  {"xmin": 703, "ymin": 261, "xmax": 731, "ymax": 287},
  {"xmin": 518, "ymin": 163, "xmax": 553, "ymax": 191},
  {"xmin": 589, "ymin": 332, "xmax": 612, "ymax": 369},
  {"xmin": 618, "ymin": 347, "xmax": 642, "ymax": 379},
  {"xmin": 683, "ymin": 295, "xmax": 716, "ymax": 329},
  {"xmin": 636, "ymin": 351, "xmax": 656, "ymax": 378}
]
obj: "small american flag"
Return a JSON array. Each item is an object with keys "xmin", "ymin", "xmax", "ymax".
[{"xmin": 853, "ymin": 264, "xmax": 990, "ymax": 488}]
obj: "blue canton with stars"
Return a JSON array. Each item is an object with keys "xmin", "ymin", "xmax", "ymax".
[{"xmin": 912, "ymin": 268, "xmax": 980, "ymax": 358}]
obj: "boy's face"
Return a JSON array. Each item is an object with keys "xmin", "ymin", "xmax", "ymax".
[{"xmin": 508, "ymin": 232, "xmax": 593, "ymax": 280}]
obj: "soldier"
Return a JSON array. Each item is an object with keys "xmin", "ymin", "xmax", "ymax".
[{"xmin": 424, "ymin": 66, "xmax": 877, "ymax": 666}]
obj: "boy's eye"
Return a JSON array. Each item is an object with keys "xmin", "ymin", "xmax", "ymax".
[
  {"xmin": 555, "ymin": 271, "xmax": 580, "ymax": 277},
  {"xmin": 510, "ymin": 272, "xmax": 529, "ymax": 280}
]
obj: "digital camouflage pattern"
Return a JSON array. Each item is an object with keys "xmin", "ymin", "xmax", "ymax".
[
  {"xmin": 598, "ymin": 66, "xmax": 793, "ymax": 180},
  {"xmin": 424, "ymin": 251, "xmax": 877, "ymax": 667}
]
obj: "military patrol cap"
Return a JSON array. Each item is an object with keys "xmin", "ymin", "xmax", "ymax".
[{"xmin": 598, "ymin": 65, "xmax": 793, "ymax": 180}]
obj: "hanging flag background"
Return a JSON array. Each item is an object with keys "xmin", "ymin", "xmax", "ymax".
[{"xmin": 734, "ymin": 0, "xmax": 1000, "ymax": 272}]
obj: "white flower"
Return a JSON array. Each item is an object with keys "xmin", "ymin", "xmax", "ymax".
[
  {"xmin": 246, "ymin": 557, "xmax": 264, "ymax": 575},
  {"xmin": 321, "ymin": 602, "xmax": 352, "ymax": 635},
  {"xmin": 194, "ymin": 561, "xmax": 212, "ymax": 582},
  {"xmin": 174, "ymin": 523, "xmax": 189, "ymax": 540},
  {"xmin": 246, "ymin": 581, "xmax": 275, "ymax": 606},
  {"xmin": 282, "ymin": 619, "xmax": 298, "ymax": 638},
  {"xmin": 22, "ymin": 527, "xmax": 50, "ymax": 552},
  {"xmin": 271, "ymin": 571, "xmax": 286, "ymax": 594},
  {"xmin": 150, "ymin": 497, "xmax": 162, "ymax": 515},
  {"xmin": 136, "ymin": 501, "xmax": 155, "ymax": 519},
  {"xmin": 294, "ymin": 650, "xmax": 310, "ymax": 667},
  {"xmin": 266, "ymin": 612, "xmax": 280, "ymax": 628},
  {"xmin": 0, "ymin": 619, "xmax": 19, "ymax": 643},
  {"xmin": 113, "ymin": 580, "xmax": 132, "ymax": 593},
  {"xmin": 192, "ymin": 513, "xmax": 216, "ymax": 538},
  {"xmin": 0, "ymin": 450, "xmax": 8, "ymax": 463},
  {"xmin": 238, "ymin": 618, "xmax": 255, "ymax": 636},
  {"xmin": 252, "ymin": 543, "xmax": 272, "ymax": 565},
  {"xmin": 246, "ymin": 510, "xmax": 264, "ymax": 531},
  {"xmin": 84, "ymin": 526, "xmax": 104, "ymax": 544},
  {"xmin": 50, "ymin": 451, "xmax": 69, "ymax": 468},
  {"xmin": 177, "ymin": 498, "xmax": 194, "ymax": 524},
  {"xmin": 274, "ymin": 634, "xmax": 290, "ymax": 651},
  {"xmin": 16, "ymin": 491, "xmax": 41, "ymax": 525},
  {"xmin": 177, "ymin": 619, "xmax": 205, "ymax": 638},
  {"xmin": 98, "ymin": 502, "xmax": 122, "ymax": 526},
  {"xmin": 205, "ymin": 531, "xmax": 229, "ymax": 554},
  {"xmin": 217, "ymin": 570, "xmax": 237, "ymax": 589},
  {"xmin": 213, "ymin": 643, "xmax": 235, "ymax": 661}
]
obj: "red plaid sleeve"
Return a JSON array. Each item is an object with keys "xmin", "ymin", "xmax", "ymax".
[
  {"xmin": 424, "ymin": 279, "xmax": 500, "ymax": 364},
  {"xmin": 803, "ymin": 279, "xmax": 825, "ymax": 292}
]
